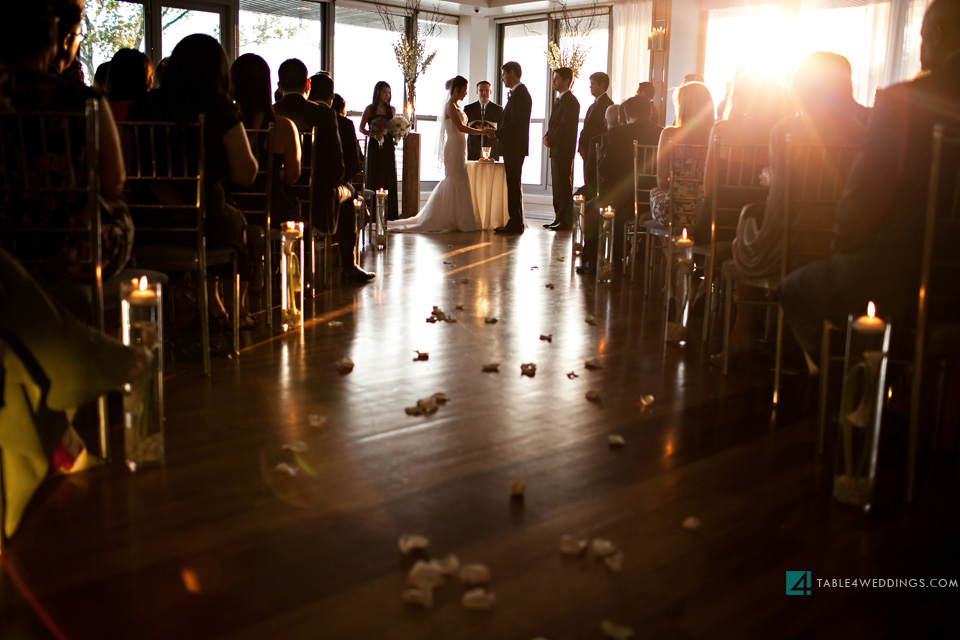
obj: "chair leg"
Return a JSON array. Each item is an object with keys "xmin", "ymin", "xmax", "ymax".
[
  {"xmin": 199, "ymin": 270, "xmax": 211, "ymax": 377},
  {"xmin": 232, "ymin": 257, "xmax": 240, "ymax": 356},
  {"xmin": 323, "ymin": 235, "xmax": 331, "ymax": 288},
  {"xmin": 630, "ymin": 228, "xmax": 639, "ymax": 283},
  {"xmin": 98, "ymin": 394, "xmax": 110, "ymax": 461},
  {"xmin": 817, "ymin": 319, "xmax": 832, "ymax": 457},
  {"xmin": 772, "ymin": 304, "xmax": 785, "ymax": 406},
  {"xmin": 701, "ymin": 256, "xmax": 714, "ymax": 343},
  {"xmin": 662, "ymin": 239, "xmax": 674, "ymax": 342},
  {"xmin": 265, "ymin": 232, "xmax": 273, "ymax": 327},
  {"xmin": 643, "ymin": 231, "xmax": 651, "ymax": 297},
  {"xmin": 721, "ymin": 277, "xmax": 733, "ymax": 376}
]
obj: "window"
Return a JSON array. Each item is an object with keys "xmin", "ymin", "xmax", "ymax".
[
  {"xmin": 416, "ymin": 17, "xmax": 459, "ymax": 182},
  {"xmin": 79, "ymin": 0, "xmax": 146, "ymax": 83},
  {"xmin": 239, "ymin": 0, "xmax": 324, "ymax": 92},
  {"xmin": 565, "ymin": 13, "xmax": 609, "ymax": 190},
  {"xmin": 501, "ymin": 21, "xmax": 549, "ymax": 186},
  {"xmin": 160, "ymin": 6, "xmax": 224, "ymax": 58}
]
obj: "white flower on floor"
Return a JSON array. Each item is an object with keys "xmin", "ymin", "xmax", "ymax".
[
  {"xmin": 559, "ymin": 534, "xmax": 588, "ymax": 555},
  {"xmin": 462, "ymin": 587, "xmax": 496, "ymax": 610},
  {"xmin": 459, "ymin": 563, "xmax": 491, "ymax": 585},
  {"xmin": 398, "ymin": 534, "xmax": 430, "ymax": 554},
  {"xmin": 682, "ymin": 516, "xmax": 702, "ymax": 530},
  {"xmin": 600, "ymin": 618, "xmax": 634, "ymax": 639},
  {"xmin": 607, "ymin": 434, "xmax": 625, "ymax": 448},
  {"xmin": 274, "ymin": 462, "xmax": 298, "ymax": 476},
  {"xmin": 335, "ymin": 357, "xmax": 354, "ymax": 373}
]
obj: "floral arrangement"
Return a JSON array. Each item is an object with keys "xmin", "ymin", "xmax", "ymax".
[
  {"xmin": 389, "ymin": 115, "xmax": 411, "ymax": 140},
  {"xmin": 545, "ymin": 41, "xmax": 589, "ymax": 79},
  {"xmin": 393, "ymin": 34, "xmax": 437, "ymax": 124}
]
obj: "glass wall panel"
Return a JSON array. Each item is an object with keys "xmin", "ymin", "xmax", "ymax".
[
  {"xmin": 502, "ymin": 21, "xmax": 549, "ymax": 185},
  {"xmin": 334, "ymin": 7, "xmax": 404, "ymax": 119},
  {"xmin": 239, "ymin": 0, "xmax": 323, "ymax": 92},
  {"xmin": 79, "ymin": 0, "xmax": 146, "ymax": 84},
  {"xmin": 161, "ymin": 7, "xmax": 222, "ymax": 58},
  {"xmin": 565, "ymin": 13, "xmax": 609, "ymax": 188}
]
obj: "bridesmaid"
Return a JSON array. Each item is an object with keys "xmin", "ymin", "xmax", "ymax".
[{"xmin": 359, "ymin": 81, "xmax": 399, "ymax": 220}]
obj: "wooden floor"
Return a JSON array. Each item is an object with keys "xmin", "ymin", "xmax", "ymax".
[{"xmin": 2, "ymin": 224, "xmax": 959, "ymax": 639}]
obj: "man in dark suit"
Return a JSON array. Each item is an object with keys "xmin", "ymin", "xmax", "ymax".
[
  {"xmin": 780, "ymin": 0, "xmax": 960, "ymax": 359},
  {"xmin": 577, "ymin": 71, "xmax": 613, "ymax": 198},
  {"xmin": 275, "ymin": 61, "xmax": 373, "ymax": 283},
  {"xmin": 543, "ymin": 67, "xmax": 580, "ymax": 231},
  {"xmin": 464, "ymin": 81, "xmax": 503, "ymax": 161},
  {"xmin": 485, "ymin": 61, "xmax": 532, "ymax": 234},
  {"xmin": 577, "ymin": 97, "xmax": 663, "ymax": 274}
]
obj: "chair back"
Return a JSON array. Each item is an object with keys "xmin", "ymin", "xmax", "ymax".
[
  {"xmin": 633, "ymin": 142, "xmax": 658, "ymax": 222},
  {"xmin": 117, "ymin": 117, "xmax": 206, "ymax": 261},
  {"xmin": 781, "ymin": 136, "xmax": 859, "ymax": 277},
  {"xmin": 229, "ymin": 124, "xmax": 275, "ymax": 232},
  {"xmin": 710, "ymin": 138, "xmax": 769, "ymax": 249},
  {"xmin": 0, "ymin": 98, "xmax": 103, "ymax": 328},
  {"xmin": 667, "ymin": 143, "xmax": 708, "ymax": 238}
]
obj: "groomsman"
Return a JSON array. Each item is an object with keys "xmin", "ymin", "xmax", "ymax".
[
  {"xmin": 485, "ymin": 61, "xmax": 532, "ymax": 234},
  {"xmin": 543, "ymin": 67, "xmax": 580, "ymax": 230},
  {"xmin": 464, "ymin": 81, "xmax": 503, "ymax": 160},
  {"xmin": 577, "ymin": 71, "xmax": 613, "ymax": 198}
]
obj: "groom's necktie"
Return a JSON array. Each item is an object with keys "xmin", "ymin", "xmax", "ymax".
[{"xmin": 554, "ymin": 97, "xmax": 561, "ymax": 109}]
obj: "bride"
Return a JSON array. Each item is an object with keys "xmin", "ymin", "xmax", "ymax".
[{"xmin": 391, "ymin": 76, "xmax": 488, "ymax": 233}]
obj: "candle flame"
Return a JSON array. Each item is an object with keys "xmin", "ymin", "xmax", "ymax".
[
  {"xmin": 138, "ymin": 276, "xmax": 148, "ymax": 291},
  {"xmin": 285, "ymin": 221, "xmax": 296, "ymax": 230},
  {"xmin": 867, "ymin": 301, "xmax": 876, "ymax": 318},
  {"xmin": 682, "ymin": 228, "xmax": 688, "ymax": 240}
]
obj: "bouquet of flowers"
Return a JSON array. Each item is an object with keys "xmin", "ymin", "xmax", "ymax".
[{"xmin": 389, "ymin": 115, "xmax": 411, "ymax": 140}]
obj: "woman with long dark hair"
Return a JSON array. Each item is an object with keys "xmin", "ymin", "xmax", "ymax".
[
  {"xmin": 392, "ymin": 75, "xmax": 486, "ymax": 232},
  {"xmin": 359, "ymin": 81, "xmax": 399, "ymax": 220},
  {"xmin": 107, "ymin": 48, "xmax": 154, "ymax": 122},
  {"xmin": 130, "ymin": 33, "xmax": 258, "ymax": 328},
  {"xmin": 230, "ymin": 53, "xmax": 301, "ymax": 222}
]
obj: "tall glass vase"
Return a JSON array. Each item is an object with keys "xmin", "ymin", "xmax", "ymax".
[
  {"xmin": 834, "ymin": 305, "xmax": 891, "ymax": 511},
  {"xmin": 375, "ymin": 188, "xmax": 388, "ymax": 250},
  {"xmin": 280, "ymin": 221, "xmax": 304, "ymax": 328},
  {"xmin": 120, "ymin": 277, "xmax": 164, "ymax": 471},
  {"xmin": 572, "ymin": 195, "xmax": 585, "ymax": 255},
  {"xmin": 596, "ymin": 207, "xmax": 616, "ymax": 283},
  {"xmin": 666, "ymin": 230, "xmax": 694, "ymax": 343}
]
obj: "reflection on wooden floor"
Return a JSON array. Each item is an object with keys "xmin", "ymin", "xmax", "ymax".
[{"xmin": 2, "ymin": 227, "xmax": 958, "ymax": 639}]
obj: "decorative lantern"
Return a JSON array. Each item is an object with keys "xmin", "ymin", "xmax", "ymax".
[
  {"xmin": 666, "ymin": 228, "xmax": 694, "ymax": 343},
  {"xmin": 280, "ymin": 221, "xmax": 304, "ymax": 328},
  {"xmin": 596, "ymin": 206, "xmax": 616, "ymax": 283},
  {"xmin": 833, "ymin": 302, "xmax": 891, "ymax": 511},
  {"xmin": 375, "ymin": 188, "xmax": 388, "ymax": 250},
  {"xmin": 120, "ymin": 276, "xmax": 164, "ymax": 471},
  {"xmin": 572, "ymin": 194, "xmax": 585, "ymax": 255}
]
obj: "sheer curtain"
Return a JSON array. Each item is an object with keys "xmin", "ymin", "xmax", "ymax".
[{"xmin": 611, "ymin": 1, "xmax": 654, "ymax": 103}]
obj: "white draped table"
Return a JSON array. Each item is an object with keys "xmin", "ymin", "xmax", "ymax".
[{"xmin": 467, "ymin": 161, "xmax": 510, "ymax": 230}]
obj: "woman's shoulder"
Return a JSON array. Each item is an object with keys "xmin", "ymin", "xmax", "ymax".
[{"xmin": 0, "ymin": 68, "xmax": 94, "ymax": 111}]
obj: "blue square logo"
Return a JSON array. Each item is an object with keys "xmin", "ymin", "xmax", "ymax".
[{"xmin": 786, "ymin": 571, "xmax": 812, "ymax": 595}]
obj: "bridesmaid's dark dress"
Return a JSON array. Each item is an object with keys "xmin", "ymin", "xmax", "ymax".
[{"xmin": 364, "ymin": 110, "xmax": 399, "ymax": 221}]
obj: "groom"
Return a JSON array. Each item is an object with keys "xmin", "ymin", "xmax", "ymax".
[{"xmin": 485, "ymin": 61, "xmax": 532, "ymax": 234}]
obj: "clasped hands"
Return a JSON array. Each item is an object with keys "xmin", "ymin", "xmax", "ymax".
[{"xmin": 480, "ymin": 126, "xmax": 497, "ymax": 138}]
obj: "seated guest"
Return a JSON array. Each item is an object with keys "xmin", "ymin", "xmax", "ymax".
[
  {"xmin": 304, "ymin": 73, "xmax": 375, "ymax": 283},
  {"xmin": 107, "ymin": 48, "xmax": 154, "ymax": 122},
  {"xmin": 49, "ymin": 0, "xmax": 84, "ymax": 84},
  {"xmin": 331, "ymin": 93, "xmax": 347, "ymax": 116},
  {"xmin": 781, "ymin": 0, "xmax": 960, "ymax": 365},
  {"xmin": 694, "ymin": 76, "xmax": 787, "ymax": 245},
  {"xmin": 636, "ymin": 81, "xmax": 660, "ymax": 124},
  {"xmin": 717, "ymin": 52, "xmax": 867, "ymax": 365},
  {"xmin": 0, "ymin": 0, "xmax": 133, "ymax": 283},
  {"xmin": 230, "ymin": 53, "xmax": 301, "ymax": 223},
  {"xmin": 130, "ymin": 34, "xmax": 259, "ymax": 328},
  {"xmin": 275, "ymin": 61, "xmax": 373, "ymax": 283},
  {"xmin": 93, "ymin": 60, "xmax": 110, "ymax": 91},
  {"xmin": 578, "ymin": 96, "xmax": 663, "ymax": 274},
  {"xmin": 649, "ymin": 82, "xmax": 715, "ymax": 226}
]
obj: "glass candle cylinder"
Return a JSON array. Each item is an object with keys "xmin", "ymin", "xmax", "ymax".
[
  {"xmin": 375, "ymin": 188, "xmax": 388, "ymax": 250},
  {"xmin": 834, "ymin": 303, "xmax": 891, "ymax": 511},
  {"xmin": 120, "ymin": 277, "xmax": 164, "ymax": 471},
  {"xmin": 596, "ymin": 207, "xmax": 616, "ymax": 283},
  {"xmin": 353, "ymin": 197, "xmax": 364, "ymax": 256},
  {"xmin": 280, "ymin": 221, "xmax": 304, "ymax": 328},
  {"xmin": 666, "ymin": 229, "xmax": 695, "ymax": 343},
  {"xmin": 572, "ymin": 195, "xmax": 585, "ymax": 255},
  {"xmin": 481, "ymin": 146, "xmax": 491, "ymax": 160}
]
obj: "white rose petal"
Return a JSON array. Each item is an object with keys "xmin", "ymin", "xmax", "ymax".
[
  {"xmin": 459, "ymin": 563, "xmax": 491, "ymax": 585},
  {"xmin": 408, "ymin": 560, "xmax": 447, "ymax": 589},
  {"xmin": 682, "ymin": 516, "xmax": 702, "ymax": 530},
  {"xmin": 398, "ymin": 534, "xmax": 430, "ymax": 554},
  {"xmin": 639, "ymin": 394, "xmax": 655, "ymax": 407},
  {"xmin": 600, "ymin": 619, "xmax": 635, "ymax": 639},
  {"xmin": 401, "ymin": 587, "xmax": 434, "ymax": 608},
  {"xmin": 608, "ymin": 434, "xmax": 625, "ymax": 448},
  {"xmin": 281, "ymin": 440, "xmax": 308, "ymax": 453},
  {"xmin": 585, "ymin": 315, "xmax": 597, "ymax": 326},
  {"xmin": 308, "ymin": 414, "xmax": 326, "ymax": 428},
  {"xmin": 273, "ymin": 462, "xmax": 298, "ymax": 476},
  {"xmin": 604, "ymin": 550, "xmax": 624, "ymax": 573},
  {"xmin": 559, "ymin": 534, "xmax": 589, "ymax": 555},
  {"xmin": 335, "ymin": 357, "xmax": 354, "ymax": 373},
  {"xmin": 462, "ymin": 587, "xmax": 496, "ymax": 610}
]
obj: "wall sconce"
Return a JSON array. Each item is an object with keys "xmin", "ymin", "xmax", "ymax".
[{"xmin": 648, "ymin": 26, "xmax": 666, "ymax": 51}]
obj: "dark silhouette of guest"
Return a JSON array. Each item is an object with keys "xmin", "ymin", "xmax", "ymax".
[
  {"xmin": 49, "ymin": 0, "xmax": 84, "ymax": 84},
  {"xmin": 107, "ymin": 48, "xmax": 154, "ymax": 122}
]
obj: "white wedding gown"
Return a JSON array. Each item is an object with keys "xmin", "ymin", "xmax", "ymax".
[{"xmin": 391, "ymin": 102, "xmax": 479, "ymax": 233}]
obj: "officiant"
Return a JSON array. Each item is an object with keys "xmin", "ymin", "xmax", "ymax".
[{"xmin": 464, "ymin": 81, "xmax": 503, "ymax": 160}]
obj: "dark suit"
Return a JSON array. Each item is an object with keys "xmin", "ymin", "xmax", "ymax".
[
  {"xmin": 464, "ymin": 100, "xmax": 503, "ymax": 160},
  {"xmin": 780, "ymin": 50, "xmax": 960, "ymax": 355},
  {"xmin": 495, "ymin": 83, "xmax": 533, "ymax": 229},
  {"xmin": 578, "ymin": 92, "xmax": 613, "ymax": 189},
  {"xmin": 545, "ymin": 91, "xmax": 580, "ymax": 227}
]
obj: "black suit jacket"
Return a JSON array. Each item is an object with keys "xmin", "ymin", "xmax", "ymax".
[
  {"xmin": 464, "ymin": 100, "xmax": 503, "ymax": 160},
  {"xmin": 274, "ymin": 93, "xmax": 344, "ymax": 233},
  {"xmin": 598, "ymin": 120, "xmax": 664, "ymax": 213},
  {"xmin": 578, "ymin": 93, "xmax": 613, "ymax": 159},
  {"xmin": 336, "ymin": 114, "xmax": 361, "ymax": 183},
  {"xmin": 496, "ymin": 83, "xmax": 532, "ymax": 158},
  {"xmin": 545, "ymin": 91, "xmax": 580, "ymax": 160}
]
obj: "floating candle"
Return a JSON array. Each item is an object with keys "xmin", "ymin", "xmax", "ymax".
[
  {"xmin": 852, "ymin": 301, "xmax": 886, "ymax": 334},
  {"xmin": 676, "ymin": 228, "xmax": 693, "ymax": 247}
]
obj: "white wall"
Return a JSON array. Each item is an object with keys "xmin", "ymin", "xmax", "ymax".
[
  {"xmin": 665, "ymin": 0, "xmax": 701, "ymax": 125},
  {"xmin": 458, "ymin": 15, "xmax": 500, "ymax": 89}
]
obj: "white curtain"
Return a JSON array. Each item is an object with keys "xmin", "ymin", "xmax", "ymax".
[{"xmin": 611, "ymin": 1, "xmax": 654, "ymax": 103}]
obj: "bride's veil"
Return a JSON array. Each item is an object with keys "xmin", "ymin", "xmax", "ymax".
[{"xmin": 434, "ymin": 90, "xmax": 453, "ymax": 170}]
